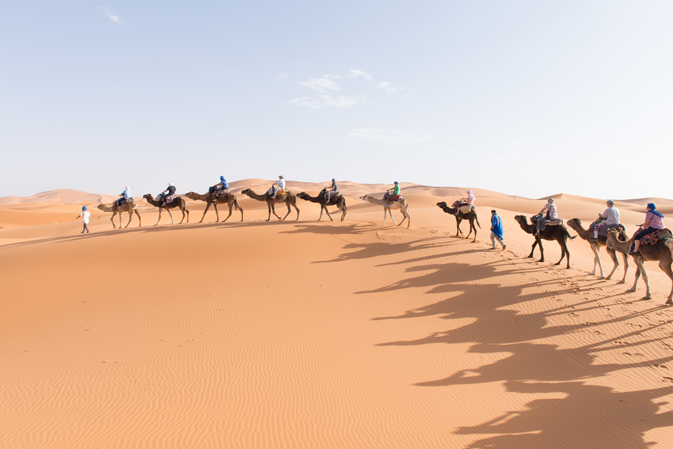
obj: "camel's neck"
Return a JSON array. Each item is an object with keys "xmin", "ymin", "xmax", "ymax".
[
  {"xmin": 364, "ymin": 196, "xmax": 385, "ymax": 206},
  {"xmin": 244, "ymin": 190, "xmax": 267, "ymax": 201},
  {"xmin": 607, "ymin": 235, "xmax": 631, "ymax": 253},
  {"xmin": 304, "ymin": 194, "xmax": 321, "ymax": 203},
  {"xmin": 517, "ymin": 221, "xmax": 535, "ymax": 234},
  {"xmin": 568, "ymin": 221, "xmax": 592, "ymax": 240},
  {"xmin": 145, "ymin": 196, "xmax": 159, "ymax": 206},
  {"xmin": 191, "ymin": 193, "xmax": 208, "ymax": 201}
]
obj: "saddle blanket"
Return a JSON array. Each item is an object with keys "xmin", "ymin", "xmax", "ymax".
[
  {"xmin": 158, "ymin": 194, "xmax": 176, "ymax": 204},
  {"xmin": 460, "ymin": 205, "xmax": 473, "ymax": 214},
  {"xmin": 641, "ymin": 229, "xmax": 672, "ymax": 246}
]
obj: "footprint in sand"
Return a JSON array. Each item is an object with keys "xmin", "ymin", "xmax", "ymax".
[
  {"xmin": 653, "ymin": 364, "xmax": 670, "ymax": 371},
  {"xmin": 621, "ymin": 307, "xmax": 631, "ymax": 312},
  {"xmin": 614, "ymin": 341, "xmax": 630, "ymax": 345},
  {"xmin": 634, "ymin": 353, "xmax": 645, "ymax": 358},
  {"xmin": 569, "ymin": 312, "xmax": 580, "ymax": 317},
  {"xmin": 606, "ymin": 314, "xmax": 613, "ymax": 318},
  {"xmin": 593, "ymin": 330, "xmax": 604, "ymax": 336},
  {"xmin": 582, "ymin": 322, "xmax": 596, "ymax": 326},
  {"xmin": 663, "ymin": 377, "xmax": 673, "ymax": 384}
]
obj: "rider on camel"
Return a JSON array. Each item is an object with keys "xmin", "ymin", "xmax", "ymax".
[{"xmin": 630, "ymin": 203, "xmax": 666, "ymax": 257}]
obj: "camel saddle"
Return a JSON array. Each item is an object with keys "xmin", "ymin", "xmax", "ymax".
[
  {"xmin": 451, "ymin": 200, "xmax": 473, "ymax": 214},
  {"xmin": 388, "ymin": 194, "xmax": 400, "ymax": 202},
  {"xmin": 641, "ymin": 229, "xmax": 673, "ymax": 246}
]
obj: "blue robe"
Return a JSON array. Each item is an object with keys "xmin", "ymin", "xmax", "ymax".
[{"xmin": 491, "ymin": 215, "xmax": 504, "ymax": 240}]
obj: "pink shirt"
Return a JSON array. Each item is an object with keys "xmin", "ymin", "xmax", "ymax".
[
  {"xmin": 540, "ymin": 203, "xmax": 557, "ymax": 220},
  {"xmin": 646, "ymin": 211, "xmax": 665, "ymax": 229}
]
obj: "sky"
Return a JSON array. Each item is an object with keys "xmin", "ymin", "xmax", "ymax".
[{"xmin": 1, "ymin": 0, "xmax": 672, "ymax": 200}]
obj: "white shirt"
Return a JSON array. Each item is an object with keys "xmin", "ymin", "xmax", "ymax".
[
  {"xmin": 276, "ymin": 179, "xmax": 286, "ymax": 190},
  {"xmin": 79, "ymin": 211, "xmax": 91, "ymax": 224},
  {"xmin": 602, "ymin": 206, "xmax": 620, "ymax": 226},
  {"xmin": 466, "ymin": 193, "xmax": 475, "ymax": 205}
]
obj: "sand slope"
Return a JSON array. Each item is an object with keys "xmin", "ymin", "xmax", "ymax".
[{"xmin": 1, "ymin": 183, "xmax": 672, "ymax": 448}]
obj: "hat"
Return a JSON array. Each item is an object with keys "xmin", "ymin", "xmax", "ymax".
[
  {"xmin": 169, "ymin": 183, "xmax": 174, "ymax": 186},
  {"xmin": 467, "ymin": 189, "xmax": 473, "ymax": 194},
  {"xmin": 647, "ymin": 203, "xmax": 656, "ymax": 210},
  {"xmin": 491, "ymin": 210, "xmax": 497, "ymax": 214},
  {"xmin": 82, "ymin": 206, "xmax": 87, "ymax": 211},
  {"xmin": 220, "ymin": 176, "xmax": 225, "ymax": 181},
  {"xmin": 279, "ymin": 175, "xmax": 284, "ymax": 179},
  {"xmin": 125, "ymin": 186, "xmax": 130, "ymax": 190},
  {"xmin": 394, "ymin": 181, "xmax": 399, "ymax": 184},
  {"xmin": 548, "ymin": 198, "xmax": 555, "ymax": 203}
]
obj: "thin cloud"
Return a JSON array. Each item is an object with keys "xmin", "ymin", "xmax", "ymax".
[
  {"xmin": 377, "ymin": 81, "xmax": 401, "ymax": 94},
  {"xmin": 288, "ymin": 97, "xmax": 322, "ymax": 109},
  {"xmin": 277, "ymin": 74, "xmax": 289, "ymax": 79},
  {"xmin": 299, "ymin": 75, "xmax": 342, "ymax": 93},
  {"xmin": 350, "ymin": 69, "xmax": 372, "ymax": 80},
  {"xmin": 289, "ymin": 95, "xmax": 364, "ymax": 109},
  {"xmin": 100, "ymin": 7, "xmax": 123, "ymax": 23},
  {"xmin": 349, "ymin": 128, "xmax": 435, "ymax": 144}
]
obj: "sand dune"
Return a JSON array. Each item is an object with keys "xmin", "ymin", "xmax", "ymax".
[{"xmin": 1, "ymin": 182, "xmax": 672, "ymax": 448}]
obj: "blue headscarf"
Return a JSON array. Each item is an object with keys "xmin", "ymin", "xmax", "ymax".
[{"xmin": 647, "ymin": 203, "xmax": 664, "ymax": 219}]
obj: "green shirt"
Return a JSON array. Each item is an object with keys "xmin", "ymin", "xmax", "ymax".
[{"xmin": 393, "ymin": 184, "xmax": 400, "ymax": 195}]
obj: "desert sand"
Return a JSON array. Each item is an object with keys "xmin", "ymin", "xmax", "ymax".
[{"xmin": 1, "ymin": 180, "xmax": 672, "ymax": 448}]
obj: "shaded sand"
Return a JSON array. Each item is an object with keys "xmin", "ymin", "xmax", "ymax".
[{"xmin": 1, "ymin": 182, "xmax": 673, "ymax": 448}]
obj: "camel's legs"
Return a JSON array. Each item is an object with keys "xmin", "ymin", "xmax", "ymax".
[
  {"xmin": 619, "ymin": 252, "xmax": 629, "ymax": 284},
  {"xmin": 558, "ymin": 240, "xmax": 570, "ymax": 269},
  {"xmin": 118, "ymin": 210, "xmax": 123, "ymax": 229},
  {"xmin": 155, "ymin": 208, "xmax": 163, "ymax": 226},
  {"xmin": 637, "ymin": 258, "xmax": 652, "ymax": 299},
  {"xmin": 221, "ymin": 203, "xmax": 234, "ymax": 223},
  {"xmin": 293, "ymin": 203, "xmax": 300, "ymax": 221},
  {"xmin": 590, "ymin": 244, "xmax": 604, "ymax": 278},
  {"xmin": 536, "ymin": 239, "xmax": 545, "ymax": 262},
  {"xmin": 604, "ymin": 247, "xmax": 619, "ymax": 281},
  {"xmin": 455, "ymin": 217, "xmax": 463, "ymax": 237},
  {"xmin": 323, "ymin": 205, "xmax": 333, "ymax": 222},
  {"xmin": 124, "ymin": 210, "xmax": 133, "ymax": 228},
  {"xmin": 110, "ymin": 211, "xmax": 117, "ymax": 229},
  {"xmin": 388, "ymin": 208, "xmax": 398, "ymax": 226},
  {"xmin": 282, "ymin": 201, "xmax": 292, "ymax": 220},
  {"xmin": 177, "ymin": 205, "xmax": 188, "ymax": 224},
  {"xmin": 134, "ymin": 209, "xmax": 142, "ymax": 227},
  {"xmin": 658, "ymin": 258, "xmax": 673, "ymax": 305},
  {"xmin": 397, "ymin": 209, "xmax": 407, "ymax": 227},
  {"xmin": 166, "ymin": 208, "xmax": 175, "ymax": 225},
  {"xmin": 200, "ymin": 203, "xmax": 212, "ymax": 223},
  {"xmin": 340, "ymin": 204, "xmax": 347, "ymax": 221}
]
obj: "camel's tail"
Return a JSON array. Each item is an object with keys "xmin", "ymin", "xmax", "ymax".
[
  {"xmin": 474, "ymin": 211, "xmax": 481, "ymax": 229},
  {"xmin": 563, "ymin": 226, "xmax": 577, "ymax": 240}
]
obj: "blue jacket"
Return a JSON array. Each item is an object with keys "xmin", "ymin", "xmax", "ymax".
[{"xmin": 491, "ymin": 215, "xmax": 504, "ymax": 240}]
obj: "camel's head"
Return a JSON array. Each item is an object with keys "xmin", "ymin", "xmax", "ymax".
[
  {"xmin": 97, "ymin": 204, "xmax": 105, "ymax": 210},
  {"xmin": 567, "ymin": 218, "xmax": 581, "ymax": 228},
  {"xmin": 359, "ymin": 195, "xmax": 368, "ymax": 201},
  {"xmin": 606, "ymin": 228, "xmax": 624, "ymax": 242},
  {"xmin": 297, "ymin": 192, "xmax": 308, "ymax": 199},
  {"xmin": 241, "ymin": 189, "xmax": 251, "ymax": 195},
  {"xmin": 143, "ymin": 194, "xmax": 151, "ymax": 199},
  {"xmin": 514, "ymin": 215, "xmax": 527, "ymax": 224},
  {"xmin": 437, "ymin": 201, "xmax": 447, "ymax": 208},
  {"xmin": 184, "ymin": 192, "xmax": 196, "ymax": 199}
]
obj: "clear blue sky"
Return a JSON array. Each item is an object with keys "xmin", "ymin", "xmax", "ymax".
[{"xmin": 2, "ymin": 1, "xmax": 672, "ymax": 199}]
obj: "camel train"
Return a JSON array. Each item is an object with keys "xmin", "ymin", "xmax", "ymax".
[{"xmin": 94, "ymin": 182, "xmax": 673, "ymax": 305}]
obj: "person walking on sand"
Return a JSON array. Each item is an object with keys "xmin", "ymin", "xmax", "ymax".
[
  {"xmin": 76, "ymin": 206, "xmax": 91, "ymax": 234},
  {"xmin": 489, "ymin": 210, "xmax": 506, "ymax": 250},
  {"xmin": 630, "ymin": 203, "xmax": 666, "ymax": 256}
]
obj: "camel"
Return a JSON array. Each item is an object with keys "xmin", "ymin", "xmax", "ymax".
[
  {"xmin": 185, "ymin": 191, "xmax": 243, "ymax": 223},
  {"xmin": 359, "ymin": 195, "xmax": 411, "ymax": 228},
  {"xmin": 514, "ymin": 215, "xmax": 575, "ymax": 268},
  {"xmin": 567, "ymin": 218, "xmax": 629, "ymax": 282},
  {"xmin": 606, "ymin": 228, "xmax": 673, "ymax": 305},
  {"xmin": 97, "ymin": 199, "xmax": 142, "ymax": 229},
  {"xmin": 240, "ymin": 188, "xmax": 300, "ymax": 221},
  {"xmin": 436, "ymin": 201, "xmax": 481, "ymax": 242},
  {"xmin": 296, "ymin": 191, "xmax": 347, "ymax": 222},
  {"xmin": 143, "ymin": 194, "xmax": 189, "ymax": 226}
]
